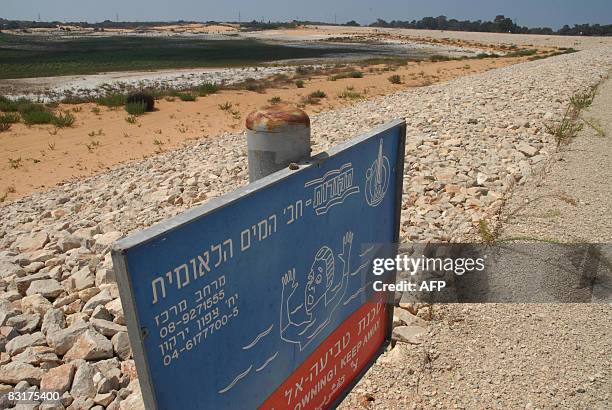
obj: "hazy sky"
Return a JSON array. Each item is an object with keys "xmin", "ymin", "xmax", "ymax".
[{"xmin": 2, "ymin": 0, "xmax": 611, "ymax": 29}]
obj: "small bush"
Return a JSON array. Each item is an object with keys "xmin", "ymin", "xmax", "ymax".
[
  {"xmin": 388, "ymin": 75, "xmax": 402, "ymax": 84},
  {"xmin": 570, "ymin": 88, "xmax": 596, "ymax": 110},
  {"xmin": 197, "ymin": 83, "xmax": 220, "ymax": 96},
  {"xmin": 125, "ymin": 115, "xmax": 138, "ymax": 124},
  {"xmin": 338, "ymin": 88, "xmax": 362, "ymax": 99},
  {"xmin": 545, "ymin": 105, "xmax": 583, "ymax": 148},
  {"xmin": 242, "ymin": 78, "xmax": 266, "ymax": 93},
  {"xmin": 295, "ymin": 66, "xmax": 312, "ymax": 75},
  {"xmin": 53, "ymin": 111, "xmax": 75, "ymax": 127},
  {"xmin": 309, "ymin": 90, "xmax": 326, "ymax": 99},
  {"xmin": 295, "ymin": 80, "xmax": 305, "ymax": 88},
  {"xmin": 96, "ymin": 93, "xmax": 126, "ymax": 108},
  {"xmin": 301, "ymin": 96, "xmax": 321, "ymax": 105},
  {"xmin": 177, "ymin": 93, "xmax": 197, "ymax": 102},
  {"xmin": 331, "ymin": 71, "xmax": 364, "ymax": 81},
  {"xmin": 0, "ymin": 112, "xmax": 20, "ymax": 124},
  {"xmin": 17, "ymin": 100, "xmax": 46, "ymax": 115},
  {"xmin": 125, "ymin": 101, "xmax": 147, "ymax": 116},
  {"xmin": 429, "ymin": 55, "xmax": 452, "ymax": 62},
  {"xmin": 269, "ymin": 96, "xmax": 282, "ymax": 105},
  {"xmin": 506, "ymin": 49, "xmax": 537, "ymax": 58},
  {"xmin": 60, "ymin": 95, "xmax": 90, "ymax": 104},
  {"xmin": 218, "ymin": 102, "xmax": 233, "ymax": 111},
  {"xmin": 21, "ymin": 109, "xmax": 56, "ymax": 125},
  {"xmin": 8, "ymin": 157, "xmax": 22, "ymax": 169},
  {"xmin": 0, "ymin": 96, "xmax": 19, "ymax": 112},
  {"xmin": 126, "ymin": 92, "xmax": 155, "ymax": 112},
  {"xmin": 0, "ymin": 113, "xmax": 19, "ymax": 132}
]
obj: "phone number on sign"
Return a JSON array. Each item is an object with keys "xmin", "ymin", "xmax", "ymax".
[{"xmin": 4, "ymin": 390, "xmax": 61, "ymax": 403}]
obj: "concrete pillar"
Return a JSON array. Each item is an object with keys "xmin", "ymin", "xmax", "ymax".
[{"xmin": 245, "ymin": 104, "xmax": 310, "ymax": 182}]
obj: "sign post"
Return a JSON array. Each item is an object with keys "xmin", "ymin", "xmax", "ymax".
[{"xmin": 112, "ymin": 119, "xmax": 406, "ymax": 409}]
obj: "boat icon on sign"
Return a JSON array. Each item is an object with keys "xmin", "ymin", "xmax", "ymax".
[{"xmin": 364, "ymin": 139, "xmax": 390, "ymax": 207}]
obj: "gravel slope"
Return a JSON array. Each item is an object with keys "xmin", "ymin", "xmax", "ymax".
[{"xmin": 0, "ymin": 47, "xmax": 611, "ymax": 409}]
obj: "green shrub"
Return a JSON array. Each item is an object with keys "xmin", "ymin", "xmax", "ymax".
[
  {"xmin": 388, "ymin": 75, "xmax": 402, "ymax": 84},
  {"xmin": 218, "ymin": 102, "xmax": 233, "ymax": 111},
  {"xmin": 295, "ymin": 80, "xmax": 305, "ymax": 88},
  {"xmin": 429, "ymin": 55, "xmax": 452, "ymax": 62},
  {"xmin": 0, "ymin": 112, "xmax": 20, "ymax": 124},
  {"xmin": 197, "ymin": 83, "xmax": 220, "ymax": 96},
  {"xmin": 506, "ymin": 49, "xmax": 538, "ymax": 57},
  {"xmin": 242, "ymin": 78, "xmax": 266, "ymax": 93},
  {"xmin": 125, "ymin": 101, "xmax": 147, "ymax": 116},
  {"xmin": 570, "ymin": 87, "xmax": 596, "ymax": 110},
  {"xmin": 301, "ymin": 96, "xmax": 321, "ymax": 105},
  {"xmin": 126, "ymin": 92, "xmax": 155, "ymax": 112},
  {"xmin": 309, "ymin": 90, "xmax": 326, "ymax": 99},
  {"xmin": 331, "ymin": 71, "xmax": 364, "ymax": 81},
  {"xmin": 0, "ymin": 113, "xmax": 19, "ymax": 131},
  {"xmin": 0, "ymin": 96, "xmax": 18, "ymax": 112},
  {"xmin": 338, "ymin": 87, "xmax": 361, "ymax": 99},
  {"xmin": 177, "ymin": 93, "xmax": 197, "ymax": 102},
  {"xmin": 21, "ymin": 106, "xmax": 56, "ymax": 125},
  {"xmin": 269, "ymin": 96, "xmax": 282, "ymax": 105},
  {"xmin": 17, "ymin": 100, "xmax": 46, "ymax": 115},
  {"xmin": 52, "ymin": 111, "xmax": 75, "ymax": 127},
  {"xmin": 295, "ymin": 66, "xmax": 312, "ymax": 75},
  {"xmin": 60, "ymin": 95, "xmax": 91, "ymax": 104},
  {"xmin": 96, "ymin": 93, "xmax": 126, "ymax": 108}
]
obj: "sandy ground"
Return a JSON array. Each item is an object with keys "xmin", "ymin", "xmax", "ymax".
[
  {"xmin": 271, "ymin": 26, "xmax": 612, "ymax": 51},
  {"xmin": 19, "ymin": 23, "xmax": 239, "ymax": 35},
  {"xmin": 0, "ymin": 56, "xmax": 524, "ymax": 202},
  {"xmin": 242, "ymin": 25, "xmax": 612, "ymax": 54}
]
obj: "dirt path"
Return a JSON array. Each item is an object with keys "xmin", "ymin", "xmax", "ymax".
[
  {"xmin": 339, "ymin": 75, "xmax": 612, "ymax": 409},
  {"xmin": 0, "ymin": 57, "xmax": 521, "ymax": 202}
]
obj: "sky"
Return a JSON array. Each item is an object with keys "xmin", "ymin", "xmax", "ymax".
[{"xmin": 2, "ymin": 0, "xmax": 611, "ymax": 29}]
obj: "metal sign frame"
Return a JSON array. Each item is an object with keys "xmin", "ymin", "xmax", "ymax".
[{"xmin": 112, "ymin": 119, "xmax": 406, "ymax": 410}]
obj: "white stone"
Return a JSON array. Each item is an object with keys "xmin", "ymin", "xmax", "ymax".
[{"xmin": 26, "ymin": 279, "xmax": 64, "ymax": 299}]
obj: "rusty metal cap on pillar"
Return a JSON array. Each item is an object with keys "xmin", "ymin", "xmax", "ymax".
[{"xmin": 246, "ymin": 104, "xmax": 310, "ymax": 133}]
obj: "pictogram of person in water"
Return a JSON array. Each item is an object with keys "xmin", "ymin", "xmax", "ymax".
[{"xmin": 280, "ymin": 231, "xmax": 353, "ymax": 350}]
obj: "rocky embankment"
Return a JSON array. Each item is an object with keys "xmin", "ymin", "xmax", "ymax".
[{"xmin": 0, "ymin": 46, "xmax": 611, "ymax": 409}]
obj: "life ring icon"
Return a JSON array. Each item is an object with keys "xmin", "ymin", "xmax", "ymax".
[{"xmin": 365, "ymin": 139, "xmax": 390, "ymax": 207}]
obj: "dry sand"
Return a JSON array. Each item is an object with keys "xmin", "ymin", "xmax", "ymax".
[{"xmin": 0, "ymin": 56, "xmax": 524, "ymax": 201}]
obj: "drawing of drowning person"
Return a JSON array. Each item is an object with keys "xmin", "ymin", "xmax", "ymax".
[{"xmin": 280, "ymin": 231, "xmax": 353, "ymax": 351}]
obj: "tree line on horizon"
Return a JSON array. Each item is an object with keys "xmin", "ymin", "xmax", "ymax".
[
  {"xmin": 368, "ymin": 15, "xmax": 611, "ymax": 36},
  {"xmin": 0, "ymin": 15, "xmax": 610, "ymax": 36}
]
